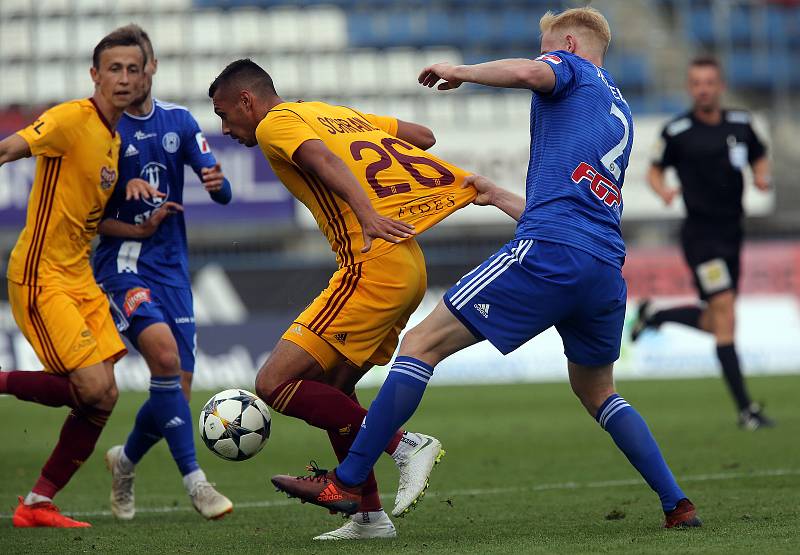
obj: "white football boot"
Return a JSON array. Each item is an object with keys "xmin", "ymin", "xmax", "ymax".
[
  {"xmin": 105, "ymin": 445, "xmax": 136, "ymax": 520},
  {"xmin": 391, "ymin": 433, "xmax": 445, "ymax": 517},
  {"xmin": 313, "ymin": 510, "xmax": 397, "ymax": 540},
  {"xmin": 189, "ymin": 481, "xmax": 233, "ymax": 520}
]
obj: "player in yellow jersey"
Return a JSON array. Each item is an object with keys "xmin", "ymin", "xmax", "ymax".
[
  {"xmin": 209, "ymin": 59, "xmax": 477, "ymax": 539},
  {"xmin": 0, "ymin": 28, "xmax": 146, "ymax": 528}
]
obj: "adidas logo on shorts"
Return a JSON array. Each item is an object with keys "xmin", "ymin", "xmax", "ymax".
[
  {"xmin": 474, "ymin": 303, "xmax": 490, "ymax": 318},
  {"xmin": 334, "ymin": 332, "xmax": 348, "ymax": 344},
  {"xmin": 164, "ymin": 416, "xmax": 186, "ymax": 429}
]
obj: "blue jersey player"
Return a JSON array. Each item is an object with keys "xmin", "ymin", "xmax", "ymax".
[
  {"xmin": 93, "ymin": 26, "xmax": 233, "ymax": 521},
  {"xmin": 271, "ymin": 7, "xmax": 702, "ymax": 530}
]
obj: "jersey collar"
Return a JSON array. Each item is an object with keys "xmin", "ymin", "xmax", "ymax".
[
  {"xmin": 125, "ymin": 98, "xmax": 157, "ymax": 121},
  {"xmin": 88, "ymin": 97, "xmax": 116, "ymax": 137}
]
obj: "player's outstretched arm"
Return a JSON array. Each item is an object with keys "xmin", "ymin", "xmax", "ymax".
[
  {"xmin": 0, "ymin": 134, "xmax": 32, "ymax": 167},
  {"xmin": 292, "ymin": 139, "xmax": 415, "ymax": 252},
  {"xmin": 419, "ymin": 60, "xmax": 555, "ymax": 92},
  {"xmin": 463, "ymin": 175, "xmax": 525, "ymax": 221},
  {"xmin": 98, "ymin": 202, "xmax": 183, "ymax": 239},
  {"xmin": 395, "ymin": 120, "xmax": 436, "ymax": 150}
]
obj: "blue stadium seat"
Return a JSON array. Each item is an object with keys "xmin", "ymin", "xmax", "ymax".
[
  {"xmin": 684, "ymin": 6, "xmax": 715, "ymax": 45},
  {"xmin": 603, "ymin": 53, "xmax": 649, "ymax": 90},
  {"xmin": 725, "ymin": 50, "xmax": 798, "ymax": 88},
  {"xmin": 766, "ymin": 5, "xmax": 800, "ymax": 48}
]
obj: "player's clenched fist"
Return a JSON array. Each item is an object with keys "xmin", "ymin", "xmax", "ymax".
[
  {"xmin": 201, "ymin": 163, "xmax": 226, "ymax": 193},
  {"xmin": 360, "ymin": 213, "xmax": 415, "ymax": 253},
  {"xmin": 463, "ymin": 174, "xmax": 496, "ymax": 206},
  {"xmin": 125, "ymin": 177, "xmax": 166, "ymax": 201},
  {"xmin": 418, "ymin": 62, "xmax": 463, "ymax": 90}
]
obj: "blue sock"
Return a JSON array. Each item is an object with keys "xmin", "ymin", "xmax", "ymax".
[
  {"xmin": 123, "ymin": 399, "xmax": 163, "ymax": 464},
  {"xmin": 597, "ymin": 394, "xmax": 685, "ymax": 511},
  {"xmin": 336, "ymin": 356, "xmax": 433, "ymax": 486},
  {"xmin": 147, "ymin": 376, "xmax": 199, "ymax": 476}
]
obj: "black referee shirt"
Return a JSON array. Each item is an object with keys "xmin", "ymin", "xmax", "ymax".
[{"xmin": 652, "ymin": 109, "xmax": 766, "ymax": 225}]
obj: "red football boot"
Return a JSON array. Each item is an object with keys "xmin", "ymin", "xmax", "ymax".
[
  {"xmin": 12, "ymin": 497, "xmax": 91, "ymax": 528},
  {"xmin": 664, "ymin": 498, "xmax": 702, "ymax": 528},
  {"xmin": 271, "ymin": 461, "xmax": 362, "ymax": 515}
]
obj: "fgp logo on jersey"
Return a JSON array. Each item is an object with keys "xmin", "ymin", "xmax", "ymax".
[
  {"xmin": 140, "ymin": 162, "xmax": 169, "ymax": 208},
  {"xmin": 162, "ymin": 132, "xmax": 180, "ymax": 153},
  {"xmin": 571, "ymin": 162, "xmax": 621, "ymax": 209},
  {"xmin": 99, "ymin": 166, "xmax": 117, "ymax": 190},
  {"xmin": 123, "ymin": 287, "xmax": 151, "ymax": 317},
  {"xmin": 535, "ymin": 54, "xmax": 562, "ymax": 64}
]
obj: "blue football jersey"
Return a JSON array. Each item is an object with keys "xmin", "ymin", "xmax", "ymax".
[
  {"xmin": 515, "ymin": 50, "xmax": 632, "ymax": 268},
  {"xmin": 94, "ymin": 99, "xmax": 218, "ymax": 287}
]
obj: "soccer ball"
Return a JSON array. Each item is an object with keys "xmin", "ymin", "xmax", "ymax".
[{"xmin": 199, "ymin": 389, "xmax": 271, "ymax": 461}]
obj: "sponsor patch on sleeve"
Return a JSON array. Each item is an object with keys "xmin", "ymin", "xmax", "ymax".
[
  {"xmin": 196, "ymin": 132, "xmax": 211, "ymax": 154},
  {"xmin": 535, "ymin": 54, "xmax": 562, "ymax": 64}
]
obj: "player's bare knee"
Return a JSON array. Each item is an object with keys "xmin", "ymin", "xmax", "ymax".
[
  {"xmin": 254, "ymin": 366, "xmax": 279, "ymax": 401},
  {"xmin": 149, "ymin": 349, "xmax": 181, "ymax": 377},
  {"xmin": 74, "ymin": 375, "xmax": 115, "ymax": 407},
  {"xmin": 398, "ymin": 327, "xmax": 440, "ymax": 364}
]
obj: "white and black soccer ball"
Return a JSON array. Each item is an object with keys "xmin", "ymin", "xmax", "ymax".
[{"xmin": 198, "ymin": 389, "xmax": 271, "ymax": 461}]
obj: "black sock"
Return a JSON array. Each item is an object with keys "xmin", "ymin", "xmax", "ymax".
[
  {"xmin": 651, "ymin": 306, "xmax": 702, "ymax": 329},
  {"xmin": 716, "ymin": 343, "xmax": 751, "ymax": 411}
]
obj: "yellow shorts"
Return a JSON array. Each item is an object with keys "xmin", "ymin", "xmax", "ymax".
[
  {"xmin": 8, "ymin": 280, "xmax": 127, "ymax": 374},
  {"xmin": 282, "ymin": 239, "xmax": 427, "ymax": 370}
]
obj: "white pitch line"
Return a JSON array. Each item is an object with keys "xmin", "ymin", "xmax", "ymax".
[{"xmin": 1, "ymin": 467, "xmax": 798, "ymax": 520}]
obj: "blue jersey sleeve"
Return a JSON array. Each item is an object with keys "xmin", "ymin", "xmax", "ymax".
[
  {"xmin": 534, "ymin": 51, "xmax": 581, "ymax": 99},
  {"xmin": 180, "ymin": 111, "xmax": 231, "ymax": 204},
  {"xmin": 181, "ymin": 112, "xmax": 217, "ymax": 176}
]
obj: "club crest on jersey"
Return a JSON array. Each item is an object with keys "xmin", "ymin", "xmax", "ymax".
[
  {"xmin": 140, "ymin": 162, "xmax": 169, "ymax": 208},
  {"xmin": 535, "ymin": 54, "xmax": 562, "ymax": 64},
  {"xmin": 123, "ymin": 287, "xmax": 151, "ymax": 317},
  {"xmin": 99, "ymin": 166, "xmax": 117, "ymax": 190},
  {"xmin": 162, "ymin": 132, "xmax": 180, "ymax": 153},
  {"xmin": 571, "ymin": 162, "xmax": 621, "ymax": 209}
]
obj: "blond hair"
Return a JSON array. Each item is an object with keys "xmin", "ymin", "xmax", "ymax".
[{"xmin": 540, "ymin": 7, "xmax": 612, "ymax": 53}]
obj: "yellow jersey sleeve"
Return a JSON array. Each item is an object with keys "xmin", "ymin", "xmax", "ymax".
[
  {"xmin": 17, "ymin": 102, "xmax": 85, "ymax": 157},
  {"xmin": 256, "ymin": 108, "xmax": 322, "ymax": 165},
  {"xmin": 362, "ymin": 113, "xmax": 399, "ymax": 137}
]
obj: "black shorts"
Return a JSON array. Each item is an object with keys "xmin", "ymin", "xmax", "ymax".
[{"xmin": 680, "ymin": 221, "xmax": 742, "ymax": 300}]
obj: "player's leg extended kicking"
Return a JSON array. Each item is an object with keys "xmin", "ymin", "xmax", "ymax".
[
  {"xmin": 1, "ymin": 283, "xmax": 126, "ymax": 528},
  {"xmin": 256, "ymin": 240, "xmax": 444, "ymax": 539},
  {"xmin": 273, "ymin": 239, "xmax": 701, "ymax": 529},
  {"xmin": 103, "ymin": 281, "xmax": 231, "ymax": 520}
]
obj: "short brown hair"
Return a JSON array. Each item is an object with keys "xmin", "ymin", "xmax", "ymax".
[
  {"xmin": 540, "ymin": 7, "xmax": 612, "ymax": 53},
  {"xmin": 689, "ymin": 55, "xmax": 723, "ymax": 75},
  {"xmin": 92, "ymin": 26, "xmax": 147, "ymax": 69},
  {"xmin": 116, "ymin": 23, "xmax": 155, "ymax": 61}
]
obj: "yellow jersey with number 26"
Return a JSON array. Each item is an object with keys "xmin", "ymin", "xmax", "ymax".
[{"xmin": 256, "ymin": 101, "xmax": 476, "ymax": 267}]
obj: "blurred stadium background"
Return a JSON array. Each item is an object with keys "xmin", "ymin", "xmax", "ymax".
[{"xmin": 1, "ymin": 0, "xmax": 799, "ymax": 390}]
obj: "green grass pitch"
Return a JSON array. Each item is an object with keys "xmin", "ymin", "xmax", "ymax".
[{"xmin": 1, "ymin": 375, "xmax": 798, "ymax": 554}]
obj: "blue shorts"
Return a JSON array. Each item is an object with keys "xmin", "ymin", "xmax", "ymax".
[
  {"xmin": 102, "ymin": 275, "xmax": 197, "ymax": 372},
  {"xmin": 444, "ymin": 239, "xmax": 626, "ymax": 366}
]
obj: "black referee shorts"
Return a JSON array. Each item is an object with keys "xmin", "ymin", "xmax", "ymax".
[{"xmin": 680, "ymin": 221, "xmax": 743, "ymax": 300}]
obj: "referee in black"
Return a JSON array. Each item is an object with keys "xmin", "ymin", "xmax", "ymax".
[{"xmin": 632, "ymin": 56, "xmax": 773, "ymax": 430}]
